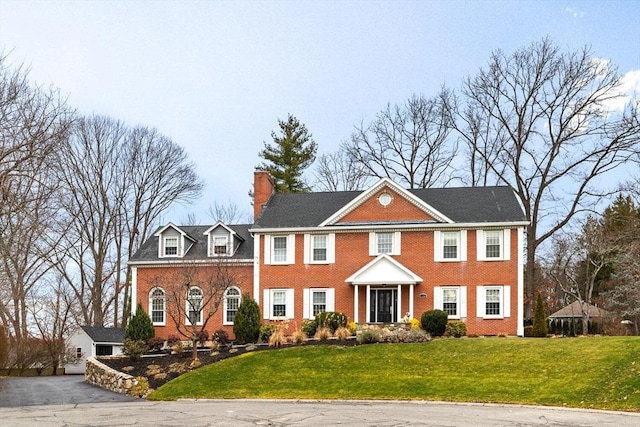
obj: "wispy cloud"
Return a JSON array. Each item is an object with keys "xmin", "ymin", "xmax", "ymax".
[{"xmin": 564, "ymin": 7, "xmax": 585, "ymax": 18}]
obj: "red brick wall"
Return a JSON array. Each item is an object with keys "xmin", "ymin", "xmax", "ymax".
[{"xmin": 338, "ymin": 188, "xmax": 434, "ymax": 223}]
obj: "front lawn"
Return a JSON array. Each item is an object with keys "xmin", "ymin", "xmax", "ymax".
[{"xmin": 149, "ymin": 337, "xmax": 640, "ymax": 412}]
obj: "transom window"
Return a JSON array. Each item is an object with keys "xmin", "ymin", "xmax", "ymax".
[
  {"xmin": 442, "ymin": 232, "xmax": 458, "ymax": 259},
  {"xmin": 187, "ymin": 287, "xmax": 203, "ymax": 325},
  {"xmin": 312, "ymin": 235, "xmax": 327, "ymax": 262},
  {"xmin": 443, "ymin": 288, "xmax": 458, "ymax": 317},
  {"xmin": 224, "ymin": 287, "xmax": 241, "ymax": 324},
  {"xmin": 377, "ymin": 232, "xmax": 393, "ymax": 254},
  {"xmin": 485, "ymin": 230, "xmax": 501, "ymax": 258},
  {"xmin": 164, "ymin": 237, "xmax": 178, "ymax": 256},
  {"xmin": 213, "ymin": 235, "xmax": 229, "ymax": 255},
  {"xmin": 273, "ymin": 236, "xmax": 287, "ymax": 263},
  {"xmin": 312, "ymin": 290, "xmax": 327, "ymax": 316},
  {"xmin": 272, "ymin": 290, "xmax": 286, "ymax": 317},
  {"xmin": 150, "ymin": 287, "xmax": 166, "ymax": 325}
]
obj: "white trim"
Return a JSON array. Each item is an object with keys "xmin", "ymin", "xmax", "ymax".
[
  {"xmin": 517, "ymin": 227, "xmax": 524, "ymax": 336},
  {"xmin": 303, "ymin": 288, "xmax": 335, "ymax": 319},
  {"xmin": 265, "ymin": 234, "xmax": 296, "ymax": 265},
  {"xmin": 131, "ymin": 267, "xmax": 137, "ymax": 314},
  {"xmin": 365, "ymin": 285, "xmax": 371, "ymax": 323},
  {"xmin": 319, "ymin": 178, "xmax": 454, "ymax": 226},
  {"xmin": 434, "ymin": 230, "xmax": 467, "ymax": 262},
  {"xmin": 409, "ymin": 284, "xmax": 414, "ymax": 319},
  {"xmin": 434, "ymin": 286, "xmax": 465, "ymax": 319},
  {"xmin": 345, "ymin": 254, "xmax": 422, "ymax": 285},
  {"xmin": 477, "ymin": 285, "xmax": 509, "ymax": 319},
  {"xmin": 354, "ymin": 285, "xmax": 359, "ymax": 323},
  {"xmin": 477, "ymin": 229, "xmax": 510, "ymax": 261},
  {"xmin": 149, "ymin": 286, "xmax": 166, "ymax": 326},
  {"xmin": 304, "ymin": 233, "xmax": 335, "ymax": 264},
  {"xmin": 185, "ymin": 287, "xmax": 204, "ymax": 326},
  {"xmin": 264, "ymin": 289, "xmax": 295, "ymax": 320},
  {"xmin": 253, "ymin": 234, "xmax": 260, "ymax": 304},
  {"xmin": 369, "ymin": 231, "xmax": 401, "ymax": 256},
  {"xmin": 223, "ymin": 287, "xmax": 241, "ymax": 325}
]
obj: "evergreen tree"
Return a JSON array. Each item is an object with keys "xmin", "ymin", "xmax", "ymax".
[
  {"xmin": 125, "ymin": 303, "xmax": 155, "ymax": 342},
  {"xmin": 258, "ymin": 114, "xmax": 317, "ymax": 193},
  {"xmin": 531, "ymin": 293, "xmax": 548, "ymax": 337},
  {"xmin": 233, "ymin": 294, "xmax": 261, "ymax": 344}
]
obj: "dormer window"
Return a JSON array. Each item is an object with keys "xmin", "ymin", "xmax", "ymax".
[
  {"xmin": 164, "ymin": 237, "xmax": 178, "ymax": 256},
  {"xmin": 213, "ymin": 235, "xmax": 229, "ymax": 255}
]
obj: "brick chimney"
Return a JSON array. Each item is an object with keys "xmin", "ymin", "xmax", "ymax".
[{"xmin": 253, "ymin": 170, "xmax": 275, "ymax": 221}]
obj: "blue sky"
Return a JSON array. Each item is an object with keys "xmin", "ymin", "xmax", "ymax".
[{"xmin": 1, "ymin": 0, "xmax": 639, "ymax": 223}]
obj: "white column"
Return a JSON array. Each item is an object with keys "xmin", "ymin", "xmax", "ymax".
[
  {"xmin": 253, "ymin": 234, "xmax": 261, "ymax": 303},
  {"xmin": 397, "ymin": 284, "xmax": 402, "ymax": 323},
  {"xmin": 366, "ymin": 285, "xmax": 371, "ymax": 323},
  {"xmin": 354, "ymin": 285, "xmax": 359, "ymax": 323},
  {"xmin": 409, "ymin": 284, "xmax": 414, "ymax": 319},
  {"xmin": 131, "ymin": 267, "xmax": 137, "ymax": 310}
]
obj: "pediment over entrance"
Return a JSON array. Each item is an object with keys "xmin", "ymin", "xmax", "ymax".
[{"xmin": 345, "ymin": 254, "xmax": 422, "ymax": 285}]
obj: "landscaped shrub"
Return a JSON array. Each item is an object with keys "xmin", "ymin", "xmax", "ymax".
[
  {"xmin": 268, "ymin": 329, "xmax": 286, "ymax": 347},
  {"xmin": 131, "ymin": 376, "xmax": 149, "ymax": 397},
  {"xmin": 233, "ymin": 294, "xmax": 261, "ymax": 344},
  {"xmin": 356, "ymin": 329, "xmax": 380, "ymax": 344},
  {"xmin": 126, "ymin": 303, "xmax": 155, "ymax": 344},
  {"xmin": 167, "ymin": 335, "xmax": 183, "ymax": 354},
  {"xmin": 445, "ymin": 321, "xmax": 467, "ymax": 338},
  {"xmin": 531, "ymin": 293, "xmax": 548, "ymax": 337},
  {"xmin": 379, "ymin": 328, "xmax": 430, "ymax": 343},
  {"xmin": 301, "ymin": 319, "xmax": 318, "ymax": 337},
  {"xmin": 314, "ymin": 327, "xmax": 332, "ymax": 341},
  {"xmin": 196, "ymin": 329, "xmax": 209, "ymax": 345},
  {"xmin": 420, "ymin": 310, "xmax": 448, "ymax": 337},
  {"xmin": 147, "ymin": 337, "xmax": 165, "ymax": 352},
  {"xmin": 290, "ymin": 329, "xmax": 306, "ymax": 344},
  {"xmin": 334, "ymin": 326, "xmax": 351, "ymax": 340},
  {"xmin": 212, "ymin": 329, "xmax": 230, "ymax": 347},
  {"xmin": 260, "ymin": 324, "xmax": 277, "ymax": 343},
  {"xmin": 347, "ymin": 321, "xmax": 358, "ymax": 335},
  {"xmin": 315, "ymin": 311, "xmax": 348, "ymax": 333},
  {"xmin": 410, "ymin": 318, "xmax": 421, "ymax": 330},
  {"xmin": 123, "ymin": 338, "xmax": 147, "ymax": 360}
]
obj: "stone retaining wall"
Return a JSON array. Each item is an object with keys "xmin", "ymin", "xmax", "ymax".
[{"xmin": 85, "ymin": 356, "xmax": 136, "ymax": 395}]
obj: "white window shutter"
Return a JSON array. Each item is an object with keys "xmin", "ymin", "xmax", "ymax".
[
  {"xmin": 263, "ymin": 289, "xmax": 270, "ymax": 320},
  {"xmin": 303, "ymin": 234, "xmax": 311, "ymax": 264},
  {"xmin": 285, "ymin": 289, "xmax": 294, "ymax": 318},
  {"xmin": 460, "ymin": 286, "xmax": 467, "ymax": 318},
  {"xmin": 264, "ymin": 236, "xmax": 271, "ymax": 265},
  {"xmin": 369, "ymin": 232, "xmax": 376, "ymax": 256},
  {"xmin": 158, "ymin": 236, "xmax": 163, "ymax": 258},
  {"xmin": 503, "ymin": 229, "xmax": 511, "ymax": 260},
  {"xmin": 503, "ymin": 286, "xmax": 511, "ymax": 318},
  {"xmin": 434, "ymin": 231, "xmax": 442, "ymax": 261},
  {"xmin": 287, "ymin": 234, "xmax": 296, "ymax": 264},
  {"xmin": 460, "ymin": 230, "xmax": 467, "ymax": 261},
  {"xmin": 476, "ymin": 230, "xmax": 486, "ymax": 261},
  {"xmin": 303, "ymin": 289, "xmax": 310, "ymax": 319},
  {"xmin": 327, "ymin": 233, "xmax": 336, "ymax": 264},
  {"xmin": 476, "ymin": 286, "xmax": 485, "ymax": 317},
  {"xmin": 434, "ymin": 286, "xmax": 442, "ymax": 310},
  {"xmin": 392, "ymin": 232, "xmax": 401, "ymax": 255},
  {"xmin": 326, "ymin": 288, "xmax": 335, "ymax": 312}
]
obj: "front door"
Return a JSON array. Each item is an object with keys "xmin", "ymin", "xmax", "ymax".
[{"xmin": 370, "ymin": 289, "xmax": 397, "ymax": 323}]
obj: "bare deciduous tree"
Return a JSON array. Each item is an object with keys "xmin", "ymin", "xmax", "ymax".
[
  {"xmin": 312, "ymin": 150, "xmax": 372, "ymax": 191},
  {"xmin": 207, "ymin": 200, "xmax": 252, "ymax": 224},
  {"xmin": 452, "ymin": 38, "xmax": 640, "ymax": 314},
  {"xmin": 345, "ymin": 92, "xmax": 457, "ymax": 189}
]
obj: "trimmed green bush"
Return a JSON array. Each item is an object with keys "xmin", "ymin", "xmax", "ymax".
[
  {"xmin": 301, "ymin": 319, "xmax": 317, "ymax": 337},
  {"xmin": 123, "ymin": 338, "xmax": 147, "ymax": 360},
  {"xmin": 233, "ymin": 294, "xmax": 261, "ymax": 344},
  {"xmin": 420, "ymin": 310, "xmax": 448, "ymax": 337},
  {"xmin": 315, "ymin": 311, "xmax": 348, "ymax": 333},
  {"xmin": 445, "ymin": 320, "xmax": 467, "ymax": 338},
  {"xmin": 126, "ymin": 303, "xmax": 155, "ymax": 343},
  {"xmin": 531, "ymin": 293, "xmax": 548, "ymax": 337}
]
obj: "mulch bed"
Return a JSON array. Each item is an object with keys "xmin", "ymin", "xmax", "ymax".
[{"xmin": 99, "ymin": 338, "xmax": 357, "ymax": 390}]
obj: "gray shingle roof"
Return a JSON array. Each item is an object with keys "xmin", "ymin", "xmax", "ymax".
[
  {"xmin": 80, "ymin": 326, "xmax": 125, "ymax": 343},
  {"xmin": 253, "ymin": 186, "xmax": 526, "ymax": 228},
  {"xmin": 129, "ymin": 224, "xmax": 254, "ymax": 263}
]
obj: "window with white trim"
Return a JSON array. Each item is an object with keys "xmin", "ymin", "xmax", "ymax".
[
  {"xmin": 312, "ymin": 235, "xmax": 327, "ymax": 262},
  {"xmin": 273, "ymin": 237, "xmax": 287, "ymax": 263},
  {"xmin": 164, "ymin": 237, "xmax": 178, "ymax": 256},
  {"xmin": 302, "ymin": 288, "xmax": 335, "ymax": 319},
  {"xmin": 263, "ymin": 289, "xmax": 294, "ymax": 320},
  {"xmin": 312, "ymin": 290, "xmax": 326, "ymax": 316},
  {"xmin": 476, "ymin": 285, "xmax": 511, "ymax": 319},
  {"xmin": 223, "ymin": 287, "xmax": 241, "ymax": 324},
  {"xmin": 149, "ymin": 287, "xmax": 166, "ymax": 325},
  {"xmin": 434, "ymin": 286, "xmax": 467, "ymax": 319},
  {"xmin": 213, "ymin": 235, "xmax": 229, "ymax": 255},
  {"xmin": 434, "ymin": 230, "xmax": 467, "ymax": 262},
  {"xmin": 477, "ymin": 230, "xmax": 510, "ymax": 261},
  {"xmin": 186, "ymin": 287, "xmax": 203, "ymax": 325},
  {"xmin": 369, "ymin": 231, "xmax": 401, "ymax": 255}
]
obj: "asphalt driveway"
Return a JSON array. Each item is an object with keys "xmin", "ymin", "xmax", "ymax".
[{"xmin": 0, "ymin": 375, "xmax": 133, "ymax": 407}]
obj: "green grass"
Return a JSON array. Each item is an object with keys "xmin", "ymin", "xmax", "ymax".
[{"xmin": 148, "ymin": 337, "xmax": 640, "ymax": 412}]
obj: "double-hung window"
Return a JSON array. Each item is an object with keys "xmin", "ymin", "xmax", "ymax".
[
  {"xmin": 186, "ymin": 287, "xmax": 203, "ymax": 325},
  {"xmin": 434, "ymin": 286, "xmax": 467, "ymax": 319},
  {"xmin": 442, "ymin": 288, "xmax": 458, "ymax": 317},
  {"xmin": 263, "ymin": 289, "xmax": 295, "ymax": 320},
  {"xmin": 476, "ymin": 285, "xmax": 511, "ymax": 319},
  {"xmin": 304, "ymin": 234, "xmax": 335, "ymax": 264},
  {"xmin": 272, "ymin": 290, "xmax": 286, "ymax": 317},
  {"xmin": 302, "ymin": 288, "xmax": 336, "ymax": 319},
  {"xmin": 273, "ymin": 237, "xmax": 287, "ymax": 263},
  {"xmin": 149, "ymin": 287, "xmax": 166, "ymax": 325},
  {"xmin": 164, "ymin": 237, "xmax": 178, "ymax": 256},
  {"xmin": 224, "ymin": 287, "xmax": 241, "ymax": 324},
  {"xmin": 312, "ymin": 290, "xmax": 326, "ymax": 316},
  {"xmin": 434, "ymin": 230, "xmax": 466, "ymax": 261},
  {"xmin": 442, "ymin": 232, "xmax": 458, "ymax": 259},
  {"xmin": 213, "ymin": 235, "xmax": 229, "ymax": 255},
  {"xmin": 369, "ymin": 232, "xmax": 401, "ymax": 256},
  {"xmin": 377, "ymin": 232, "xmax": 393, "ymax": 254},
  {"xmin": 312, "ymin": 235, "xmax": 327, "ymax": 262},
  {"xmin": 477, "ymin": 230, "xmax": 510, "ymax": 261},
  {"xmin": 485, "ymin": 230, "xmax": 501, "ymax": 258}
]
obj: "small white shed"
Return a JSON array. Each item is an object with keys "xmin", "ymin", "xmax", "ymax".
[{"xmin": 66, "ymin": 326, "xmax": 125, "ymax": 374}]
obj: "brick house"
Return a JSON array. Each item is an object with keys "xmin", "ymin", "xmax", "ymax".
[{"xmin": 129, "ymin": 171, "xmax": 527, "ymax": 338}]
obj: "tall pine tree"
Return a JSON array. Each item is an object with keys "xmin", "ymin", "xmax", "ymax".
[{"xmin": 258, "ymin": 114, "xmax": 317, "ymax": 193}]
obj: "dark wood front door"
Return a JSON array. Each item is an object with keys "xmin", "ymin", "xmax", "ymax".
[{"xmin": 370, "ymin": 289, "xmax": 396, "ymax": 323}]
